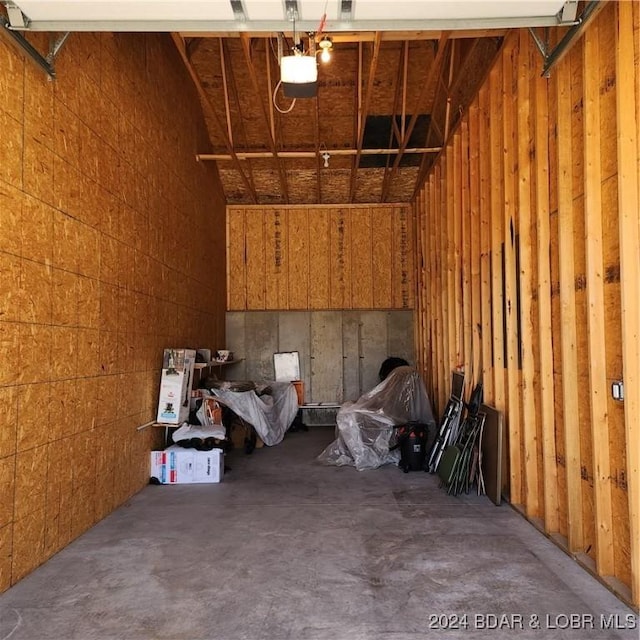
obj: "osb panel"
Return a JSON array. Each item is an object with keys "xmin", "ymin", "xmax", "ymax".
[
  {"xmin": 0, "ymin": 182, "xmax": 22, "ymax": 257},
  {"xmin": 0, "ymin": 109, "xmax": 23, "ymax": 190},
  {"xmin": 371, "ymin": 208, "xmax": 394, "ymax": 309},
  {"xmin": 14, "ymin": 445, "xmax": 48, "ymax": 521},
  {"xmin": 350, "ymin": 207, "xmax": 374, "ymax": 308},
  {"xmin": 307, "ymin": 209, "xmax": 330, "ymax": 309},
  {"xmin": 0, "ymin": 456, "xmax": 15, "ymax": 529},
  {"xmin": 287, "ymin": 208, "xmax": 310, "ymax": 309},
  {"xmin": 329, "ymin": 208, "xmax": 352, "ymax": 309},
  {"xmin": 0, "ymin": 30, "xmax": 228, "ymax": 594},
  {"xmin": 0, "ymin": 252, "xmax": 21, "ymax": 323},
  {"xmin": 0, "ymin": 524, "xmax": 11, "ymax": 593},
  {"xmin": 16, "ymin": 382, "xmax": 50, "ymax": 452},
  {"xmin": 11, "ymin": 508, "xmax": 46, "ymax": 585},
  {"xmin": 0, "ymin": 386, "xmax": 17, "ymax": 459}
]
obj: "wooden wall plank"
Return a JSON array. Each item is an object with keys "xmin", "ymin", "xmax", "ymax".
[
  {"xmin": 287, "ymin": 207, "xmax": 310, "ymax": 309},
  {"xmin": 226, "ymin": 207, "xmax": 246, "ymax": 310},
  {"xmin": 460, "ymin": 118, "xmax": 473, "ymax": 394},
  {"xmin": 452, "ymin": 133, "xmax": 463, "ymax": 372},
  {"xmin": 517, "ymin": 31, "xmax": 540, "ymax": 519},
  {"xmin": 244, "ymin": 209, "xmax": 266, "ymax": 310},
  {"xmin": 570, "ymin": 41, "xmax": 597, "ymax": 566},
  {"xmin": 583, "ymin": 18, "xmax": 615, "ymax": 578},
  {"xmin": 489, "ymin": 61, "xmax": 506, "ymax": 423},
  {"xmin": 446, "ymin": 146, "xmax": 457, "ymax": 378},
  {"xmin": 468, "ymin": 103, "xmax": 482, "ymax": 393},
  {"xmin": 533, "ymin": 56, "xmax": 559, "ymax": 535},
  {"xmin": 371, "ymin": 207, "xmax": 394, "ymax": 309},
  {"xmin": 439, "ymin": 160, "xmax": 451, "ymax": 409},
  {"xmin": 556, "ymin": 54, "xmax": 584, "ymax": 552},
  {"xmin": 329, "ymin": 208, "xmax": 351, "ymax": 309},
  {"xmin": 308, "ymin": 208, "xmax": 330, "ymax": 309},
  {"xmin": 351, "ymin": 206, "xmax": 374, "ymax": 308},
  {"xmin": 503, "ymin": 39, "xmax": 522, "ymax": 508},
  {"xmin": 478, "ymin": 84, "xmax": 493, "ymax": 401},
  {"xmin": 264, "ymin": 208, "xmax": 289, "ymax": 310},
  {"xmin": 615, "ymin": 0, "xmax": 640, "ymax": 606},
  {"xmin": 392, "ymin": 206, "xmax": 413, "ymax": 309}
]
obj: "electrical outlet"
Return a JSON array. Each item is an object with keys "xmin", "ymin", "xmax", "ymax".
[{"xmin": 611, "ymin": 381, "xmax": 624, "ymax": 401}]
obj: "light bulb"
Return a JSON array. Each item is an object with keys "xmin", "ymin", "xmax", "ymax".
[{"xmin": 320, "ymin": 47, "xmax": 331, "ymax": 63}]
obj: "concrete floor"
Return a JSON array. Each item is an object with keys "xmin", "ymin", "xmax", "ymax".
[{"xmin": 0, "ymin": 427, "xmax": 637, "ymax": 640}]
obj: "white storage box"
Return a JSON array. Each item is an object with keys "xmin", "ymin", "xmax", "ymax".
[
  {"xmin": 150, "ymin": 446, "xmax": 224, "ymax": 484},
  {"xmin": 156, "ymin": 348, "xmax": 196, "ymax": 424}
]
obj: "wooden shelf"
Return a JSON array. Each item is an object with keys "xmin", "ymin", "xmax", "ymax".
[{"xmin": 193, "ymin": 359, "xmax": 243, "ymax": 370}]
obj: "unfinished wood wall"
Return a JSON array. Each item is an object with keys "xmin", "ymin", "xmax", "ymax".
[
  {"xmin": 227, "ymin": 204, "xmax": 414, "ymax": 311},
  {"xmin": 414, "ymin": 4, "xmax": 639, "ymax": 608},
  {"xmin": 0, "ymin": 32, "xmax": 227, "ymax": 592}
]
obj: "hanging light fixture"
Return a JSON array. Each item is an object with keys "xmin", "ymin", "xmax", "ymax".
[
  {"xmin": 280, "ymin": 11, "xmax": 318, "ymax": 99},
  {"xmin": 319, "ymin": 36, "xmax": 332, "ymax": 63},
  {"xmin": 281, "ymin": 50, "xmax": 318, "ymax": 97}
]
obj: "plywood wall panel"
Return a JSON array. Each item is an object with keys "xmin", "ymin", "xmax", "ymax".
[
  {"xmin": 229, "ymin": 204, "xmax": 413, "ymax": 312},
  {"xmin": 0, "ymin": 31, "xmax": 227, "ymax": 593},
  {"xmin": 371, "ymin": 208, "xmax": 394, "ymax": 309},
  {"xmin": 287, "ymin": 208, "xmax": 310, "ymax": 309},
  {"xmin": 350, "ymin": 207, "xmax": 374, "ymax": 309},
  {"xmin": 308, "ymin": 209, "xmax": 330, "ymax": 309}
]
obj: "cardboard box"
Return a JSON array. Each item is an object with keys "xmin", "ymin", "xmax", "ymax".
[
  {"xmin": 156, "ymin": 348, "xmax": 196, "ymax": 424},
  {"xmin": 150, "ymin": 446, "xmax": 224, "ymax": 484}
]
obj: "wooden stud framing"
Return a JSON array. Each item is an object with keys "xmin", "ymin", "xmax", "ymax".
[
  {"xmin": 460, "ymin": 119, "xmax": 472, "ymax": 391},
  {"xmin": 556, "ymin": 54, "xmax": 584, "ymax": 553},
  {"xmin": 615, "ymin": 0, "xmax": 640, "ymax": 606},
  {"xmin": 516, "ymin": 32, "xmax": 540, "ymax": 519},
  {"xmin": 533, "ymin": 50, "xmax": 559, "ymax": 535},
  {"xmin": 468, "ymin": 102, "xmax": 482, "ymax": 392},
  {"xmin": 478, "ymin": 84, "xmax": 493, "ymax": 401},
  {"xmin": 583, "ymin": 18, "xmax": 615, "ymax": 578},
  {"xmin": 503, "ymin": 38, "xmax": 522, "ymax": 508},
  {"xmin": 489, "ymin": 62, "xmax": 506, "ymax": 420}
]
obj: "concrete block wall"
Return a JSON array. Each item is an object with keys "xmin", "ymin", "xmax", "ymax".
[{"xmin": 0, "ymin": 31, "xmax": 227, "ymax": 592}]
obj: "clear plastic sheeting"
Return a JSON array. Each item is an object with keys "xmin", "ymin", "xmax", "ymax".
[
  {"xmin": 317, "ymin": 366, "xmax": 435, "ymax": 471},
  {"xmin": 210, "ymin": 381, "xmax": 298, "ymax": 446}
]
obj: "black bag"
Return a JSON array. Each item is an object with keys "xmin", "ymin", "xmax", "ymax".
[{"xmin": 394, "ymin": 422, "xmax": 435, "ymax": 473}]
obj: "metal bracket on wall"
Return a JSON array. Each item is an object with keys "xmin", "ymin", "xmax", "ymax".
[
  {"xmin": 0, "ymin": 6, "xmax": 69, "ymax": 80},
  {"xmin": 529, "ymin": 0, "xmax": 603, "ymax": 78}
]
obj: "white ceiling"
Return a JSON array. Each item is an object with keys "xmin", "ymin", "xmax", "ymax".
[{"xmin": 6, "ymin": 0, "xmax": 575, "ymax": 32}]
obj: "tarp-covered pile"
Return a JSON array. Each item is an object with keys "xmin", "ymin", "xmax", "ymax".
[{"xmin": 317, "ymin": 366, "xmax": 435, "ymax": 471}]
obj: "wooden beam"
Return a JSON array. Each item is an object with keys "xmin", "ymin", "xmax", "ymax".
[
  {"xmin": 478, "ymin": 83, "xmax": 493, "ymax": 401},
  {"xmin": 381, "ymin": 44, "xmax": 407, "ymax": 202},
  {"xmin": 383, "ymin": 33, "xmax": 451, "ymax": 199},
  {"xmin": 446, "ymin": 144, "xmax": 457, "ymax": 376},
  {"xmin": 313, "ymin": 93, "xmax": 322, "ymax": 204},
  {"xmin": 468, "ymin": 102, "xmax": 482, "ymax": 392},
  {"xmin": 615, "ymin": 0, "xmax": 640, "ymax": 607},
  {"xmin": 438, "ymin": 161, "xmax": 449, "ymax": 410},
  {"xmin": 460, "ymin": 119, "xmax": 473, "ymax": 391},
  {"xmin": 583, "ymin": 17, "xmax": 614, "ymax": 579},
  {"xmin": 517, "ymin": 31, "xmax": 540, "ymax": 519},
  {"xmin": 240, "ymin": 34, "xmax": 289, "ymax": 203},
  {"xmin": 453, "ymin": 132, "xmax": 463, "ymax": 371},
  {"xmin": 221, "ymin": 39, "xmax": 258, "ymax": 198},
  {"xmin": 556, "ymin": 53, "xmax": 584, "ymax": 553},
  {"xmin": 170, "ymin": 33, "xmax": 257, "ymax": 203},
  {"xmin": 533, "ymin": 45, "xmax": 559, "ymax": 534},
  {"xmin": 219, "ymin": 38, "xmax": 234, "ymax": 145},
  {"xmin": 349, "ymin": 32, "xmax": 382, "ymax": 202},
  {"xmin": 489, "ymin": 61, "xmax": 506, "ymax": 419}
]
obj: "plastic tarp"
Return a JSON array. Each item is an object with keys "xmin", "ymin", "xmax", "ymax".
[
  {"xmin": 317, "ymin": 365, "xmax": 435, "ymax": 471},
  {"xmin": 209, "ymin": 381, "xmax": 298, "ymax": 446}
]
